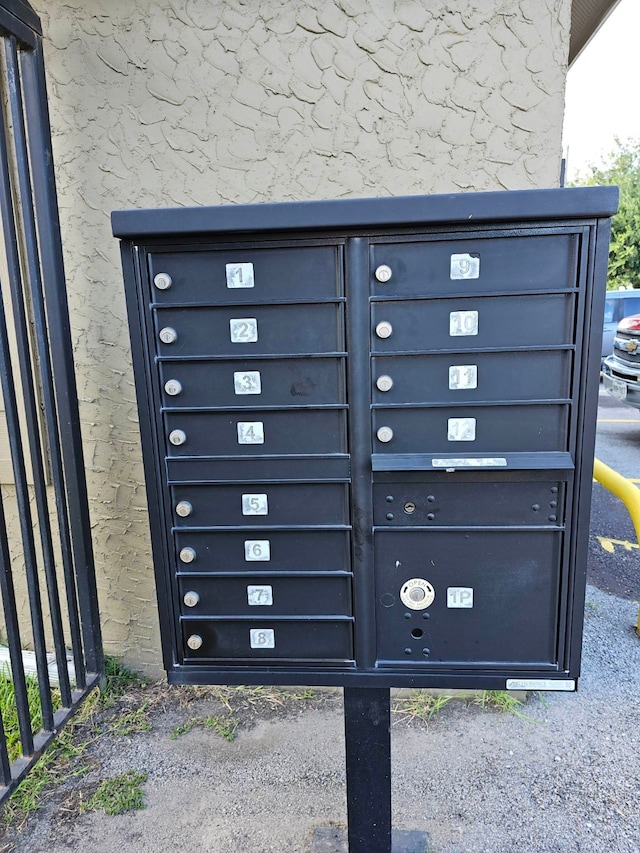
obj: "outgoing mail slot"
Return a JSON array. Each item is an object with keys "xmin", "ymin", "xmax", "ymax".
[
  {"xmin": 171, "ymin": 483, "xmax": 349, "ymax": 527},
  {"xmin": 148, "ymin": 244, "xmax": 342, "ymax": 304},
  {"xmin": 370, "ymin": 233, "xmax": 578, "ymax": 297},
  {"xmin": 180, "ymin": 617, "xmax": 354, "ymax": 661},
  {"xmin": 177, "ymin": 574, "xmax": 352, "ymax": 616},
  {"xmin": 372, "ymin": 404, "xmax": 569, "ymax": 454},
  {"xmin": 154, "ymin": 302, "xmax": 344, "ymax": 357},
  {"xmin": 173, "ymin": 529, "xmax": 351, "ymax": 573},
  {"xmin": 372, "ymin": 351, "xmax": 572, "ymax": 405},
  {"xmin": 371, "ymin": 294, "xmax": 575, "ymax": 353},
  {"xmin": 373, "ymin": 529, "xmax": 561, "ymax": 666},
  {"xmin": 164, "ymin": 409, "xmax": 347, "ymax": 456},
  {"xmin": 159, "ymin": 357, "xmax": 345, "ymax": 408},
  {"xmin": 373, "ymin": 477, "xmax": 566, "ymax": 527}
]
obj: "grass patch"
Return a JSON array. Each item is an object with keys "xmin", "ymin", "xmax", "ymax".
[
  {"xmin": 101, "ymin": 656, "xmax": 147, "ymax": 707},
  {"xmin": 392, "ymin": 691, "xmax": 454, "ymax": 724},
  {"xmin": 171, "ymin": 714, "xmax": 237, "ymax": 742},
  {"xmin": 0, "ymin": 669, "xmax": 62, "ymax": 763},
  {"xmin": 106, "ymin": 702, "xmax": 153, "ymax": 737},
  {"xmin": 79, "ymin": 770, "xmax": 147, "ymax": 816}
]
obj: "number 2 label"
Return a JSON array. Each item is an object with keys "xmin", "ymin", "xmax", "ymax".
[{"xmin": 230, "ymin": 318, "xmax": 258, "ymax": 343}]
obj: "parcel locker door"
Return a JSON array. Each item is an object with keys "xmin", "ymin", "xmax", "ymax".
[{"xmin": 373, "ymin": 529, "xmax": 562, "ymax": 667}]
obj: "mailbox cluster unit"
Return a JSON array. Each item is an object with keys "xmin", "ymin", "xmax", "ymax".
[{"xmin": 113, "ymin": 187, "xmax": 616, "ymax": 690}]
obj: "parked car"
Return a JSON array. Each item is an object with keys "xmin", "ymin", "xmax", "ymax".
[
  {"xmin": 602, "ymin": 314, "xmax": 640, "ymax": 408},
  {"xmin": 602, "ymin": 290, "xmax": 640, "ymax": 363}
]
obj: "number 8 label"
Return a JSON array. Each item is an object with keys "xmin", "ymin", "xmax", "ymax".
[{"xmin": 250, "ymin": 628, "xmax": 275, "ymax": 649}]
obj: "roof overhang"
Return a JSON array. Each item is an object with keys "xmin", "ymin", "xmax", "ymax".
[{"xmin": 570, "ymin": 0, "xmax": 622, "ymax": 64}]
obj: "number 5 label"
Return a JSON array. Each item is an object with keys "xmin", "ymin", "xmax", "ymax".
[{"xmin": 242, "ymin": 494, "xmax": 268, "ymax": 515}]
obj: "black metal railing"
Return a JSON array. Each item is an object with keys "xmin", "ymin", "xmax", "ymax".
[{"xmin": 0, "ymin": 0, "xmax": 103, "ymax": 802}]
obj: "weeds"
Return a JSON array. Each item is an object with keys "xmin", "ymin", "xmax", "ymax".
[
  {"xmin": 171, "ymin": 714, "xmax": 238, "ymax": 742},
  {"xmin": 79, "ymin": 770, "xmax": 147, "ymax": 816},
  {"xmin": 392, "ymin": 691, "xmax": 454, "ymax": 724}
]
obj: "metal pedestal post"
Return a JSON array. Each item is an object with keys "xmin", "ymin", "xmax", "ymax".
[{"xmin": 312, "ymin": 688, "xmax": 429, "ymax": 852}]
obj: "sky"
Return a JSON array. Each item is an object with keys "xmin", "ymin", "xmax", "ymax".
[{"xmin": 562, "ymin": 0, "xmax": 640, "ymax": 181}]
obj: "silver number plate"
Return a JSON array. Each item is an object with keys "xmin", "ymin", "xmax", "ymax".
[
  {"xmin": 237, "ymin": 422, "xmax": 264, "ymax": 444},
  {"xmin": 449, "ymin": 365, "xmax": 477, "ymax": 390},
  {"xmin": 450, "ymin": 253, "xmax": 480, "ymax": 279},
  {"xmin": 226, "ymin": 262, "xmax": 255, "ymax": 288},
  {"xmin": 250, "ymin": 628, "xmax": 275, "ymax": 649},
  {"xmin": 247, "ymin": 585, "xmax": 273, "ymax": 606},
  {"xmin": 447, "ymin": 587, "xmax": 474, "ymax": 608},
  {"xmin": 242, "ymin": 494, "xmax": 268, "ymax": 515},
  {"xmin": 244, "ymin": 540, "xmax": 271, "ymax": 561},
  {"xmin": 234, "ymin": 371, "xmax": 262, "ymax": 395},
  {"xmin": 230, "ymin": 318, "xmax": 258, "ymax": 343},
  {"xmin": 449, "ymin": 310, "xmax": 478, "ymax": 336},
  {"xmin": 447, "ymin": 417, "xmax": 476, "ymax": 441}
]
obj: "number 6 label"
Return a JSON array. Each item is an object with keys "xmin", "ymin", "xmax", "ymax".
[
  {"xmin": 244, "ymin": 540, "xmax": 271, "ymax": 561},
  {"xmin": 250, "ymin": 628, "xmax": 275, "ymax": 649}
]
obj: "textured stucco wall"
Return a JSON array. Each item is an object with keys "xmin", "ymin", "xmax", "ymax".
[{"xmin": 29, "ymin": 0, "xmax": 571, "ymax": 674}]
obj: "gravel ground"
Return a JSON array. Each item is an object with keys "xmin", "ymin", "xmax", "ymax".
[{"xmin": 1, "ymin": 583, "xmax": 639, "ymax": 853}]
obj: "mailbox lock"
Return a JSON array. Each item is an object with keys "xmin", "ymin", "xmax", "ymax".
[
  {"xmin": 164, "ymin": 379, "xmax": 183, "ymax": 396},
  {"xmin": 374, "ymin": 264, "xmax": 393, "ymax": 283},
  {"xmin": 404, "ymin": 502, "xmax": 416, "ymax": 514},
  {"xmin": 186, "ymin": 634, "xmax": 203, "ymax": 650},
  {"xmin": 377, "ymin": 426, "xmax": 394, "ymax": 443},
  {"xmin": 183, "ymin": 591, "xmax": 200, "ymax": 608},
  {"xmin": 175, "ymin": 500, "xmax": 193, "ymax": 518},
  {"xmin": 179, "ymin": 546, "xmax": 196, "ymax": 563},
  {"xmin": 400, "ymin": 578, "xmax": 435, "ymax": 610},
  {"xmin": 169, "ymin": 429, "xmax": 187, "ymax": 446},
  {"xmin": 153, "ymin": 272, "xmax": 173, "ymax": 290},
  {"xmin": 375, "ymin": 321, "xmax": 393, "ymax": 339},
  {"xmin": 376, "ymin": 375, "xmax": 394, "ymax": 392},
  {"xmin": 159, "ymin": 327, "xmax": 178, "ymax": 344}
]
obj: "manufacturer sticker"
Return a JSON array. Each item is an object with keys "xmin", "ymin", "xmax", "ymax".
[
  {"xmin": 226, "ymin": 262, "xmax": 255, "ymax": 288},
  {"xmin": 449, "ymin": 310, "xmax": 479, "ymax": 336},
  {"xmin": 234, "ymin": 371, "xmax": 262, "ymax": 395},
  {"xmin": 447, "ymin": 417, "xmax": 476, "ymax": 441},
  {"xmin": 230, "ymin": 318, "xmax": 258, "ymax": 343},
  {"xmin": 447, "ymin": 587, "xmax": 474, "ymax": 608},
  {"xmin": 244, "ymin": 540, "xmax": 271, "ymax": 561},
  {"xmin": 399, "ymin": 578, "xmax": 435, "ymax": 610},
  {"xmin": 247, "ymin": 585, "xmax": 273, "ymax": 606},
  {"xmin": 506, "ymin": 679, "xmax": 575, "ymax": 692},
  {"xmin": 449, "ymin": 365, "xmax": 478, "ymax": 390},
  {"xmin": 250, "ymin": 628, "xmax": 275, "ymax": 649},
  {"xmin": 432, "ymin": 457, "xmax": 507, "ymax": 468},
  {"xmin": 450, "ymin": 253, "xmax": 480, "ymax": 280},
  {"xmin": 237, "ymin": 422, "xmax": 264, "ymax": 445},
  {"xmin": 242, "ymin": 494, "xmax": 268, "ymax": 515}
]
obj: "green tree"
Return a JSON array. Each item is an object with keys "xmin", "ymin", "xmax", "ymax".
[{"xmin": 572, "ymin": 138, "xmax": 640, "ymax": 289}]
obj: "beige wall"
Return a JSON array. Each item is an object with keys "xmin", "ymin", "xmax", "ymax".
[{"xmin": 30, "ymin": 0, "xmax": 571, "ymax": 674}]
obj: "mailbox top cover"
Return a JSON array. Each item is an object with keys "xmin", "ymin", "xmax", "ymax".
[{"xmin": 112, "ymin": 186, "xmax": 619, "ymax": 239}]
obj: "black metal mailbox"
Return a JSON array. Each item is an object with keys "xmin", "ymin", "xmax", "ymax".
[{"xmin": 112, "ymin": 187, "xmax": 617, "ymax": 691}]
